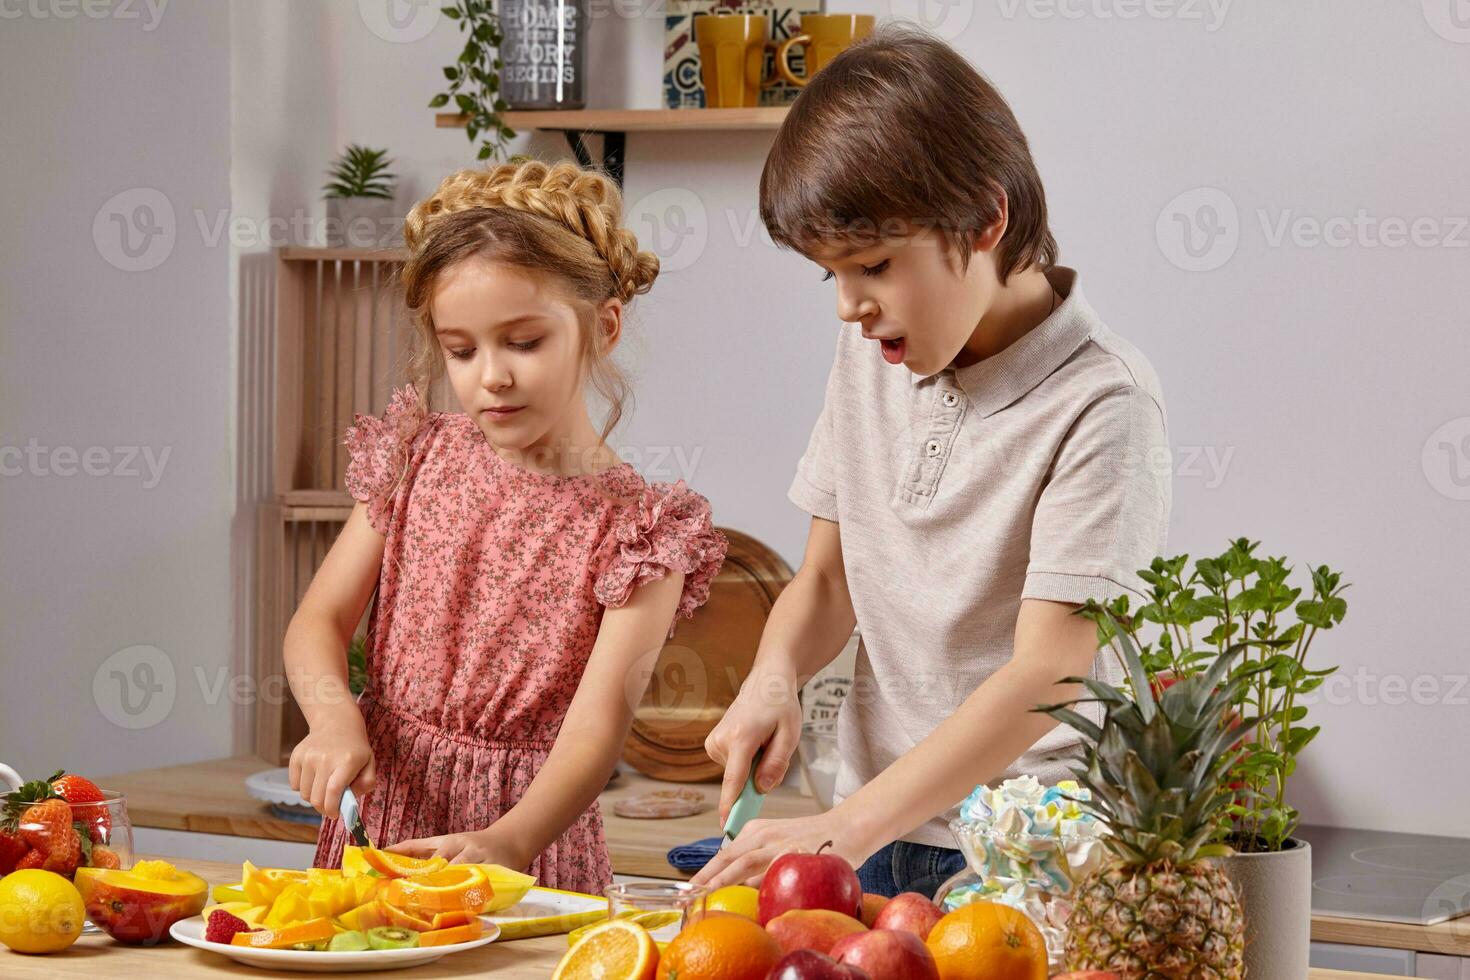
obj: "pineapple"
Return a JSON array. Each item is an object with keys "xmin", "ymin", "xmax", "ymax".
[{"xmin": 1039, "ymin": 618, "xmax": 1253, "ymax": 979}]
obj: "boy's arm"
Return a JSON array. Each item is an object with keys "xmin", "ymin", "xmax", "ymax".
[
  {"xmin": 705, "ymin": 516, "xmax": 857, "ymax": 824},
  {"xmin": 692, "ymin": 597, "xmax": 1097, "ymax": 888}
]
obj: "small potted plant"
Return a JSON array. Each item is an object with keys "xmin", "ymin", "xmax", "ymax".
[
  {"xmin": 323, "ymin": 144, "xmax": 398, "ymax": 248},
  {"xmin": 1074, "ymin": 538, "xmax": 1348, "ymax": 978}
]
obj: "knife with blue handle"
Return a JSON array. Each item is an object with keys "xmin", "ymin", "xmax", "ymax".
[{"xmin": 721, "ymin": 747, "xmax": 768, "ymax": 848}]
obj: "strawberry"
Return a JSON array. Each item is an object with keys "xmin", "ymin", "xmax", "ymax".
[
  {"xmin": 204, "ymin": 908, "xmax": 255, "ymax": 945},
  {"xmin": 91, "ymin": 845, "xmax": 121, "ymax": 869},
  {"xmin": 41, "ymin": 823, "xmax": 81, "ymax": 877},
  {"xmin": 52, "ymin": 774, "xmax": 111, "ymax": 840},
  {"xmin": 17, "ymin": 798, "xmax": 72, "ymax": 853},
  {"xmin": 0, "ymin": 829, "xmax": 26, "ymax": 875},
  {"xmin": 15, "ymin": 848, "xmax": 46, "ymax": 871}
]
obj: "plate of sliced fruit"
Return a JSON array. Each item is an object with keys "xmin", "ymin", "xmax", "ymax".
[{"xmin": 170, "ymin": 845, "xmax": 533, "ymax": 972}]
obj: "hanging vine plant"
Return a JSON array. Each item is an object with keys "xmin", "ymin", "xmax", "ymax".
[{"xmin": 430, "ymin": 0, "xmax": 516, "ymax": 162}]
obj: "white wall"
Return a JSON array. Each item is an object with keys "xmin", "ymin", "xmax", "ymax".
[{"xmin": 2, "ymin": 0, "xmax": 1466, "ymax": 838}]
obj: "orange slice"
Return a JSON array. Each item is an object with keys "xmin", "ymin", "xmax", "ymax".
[
  {"xmin": 383, "ymin": 866, "xmax": 492, "ymax": 915},
  {"xmin": 230, "ymin": 917, "xmax": 336, "ymax": 949},
  {"xmin": 552, "ymin": 919, "xmax": 658, "ymax": 980},
  {"xmin": 428, "ymin": 909, "xmax": 476, "ymax": 930},
  {"xmin": 418, "ymin": 919, "xmax": 485, "ymax": 947},
  {"xmin": 380, "ymin": 900, "xmax": 436, "ymax": 932},
  {"xmin": 361, "ymin": 847, "xmax": 449, "ymax": 879}
]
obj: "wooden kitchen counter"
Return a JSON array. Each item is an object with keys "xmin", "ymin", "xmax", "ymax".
[
  {"xmin": 106, "ymin": 755, "xmax": 822, "ymax": 878},
  {"xmin": 0, "ymin": 854, "xmax": 1397, "ymax": 979},
  {"xmin": 104, "ymin": 757, "xmax": 1470, "ymax": 958}
]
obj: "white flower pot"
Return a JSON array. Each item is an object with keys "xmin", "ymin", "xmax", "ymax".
[
  {"xmin": 1220, "ymin": 838, "xmax": 1312, "ymax": 979},
  {"xmin": 326, "ymin": 196, "xmax": 400, "ymax": 248}
]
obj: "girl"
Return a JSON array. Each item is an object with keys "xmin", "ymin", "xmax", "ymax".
[{"xmin": 284, "ymin": 160, "xmax": 728, "ymax": 895}]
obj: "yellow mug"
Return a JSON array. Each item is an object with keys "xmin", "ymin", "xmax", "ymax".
[
  {"xmin": 775, "ymin": 13, "xmax": 876, "ymax": 87},
  {"xmin": 695, "ymin": 14, "xmax": 780, "ymax": 109}
]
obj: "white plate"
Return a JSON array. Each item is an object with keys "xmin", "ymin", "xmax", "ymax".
[
  {"xmin": 169, "ymin": 916, "xmax": 501, "ymax": 973},
  {"xmin": 488, "ymin": 887, "xmax": 609, "ymax": 940}
]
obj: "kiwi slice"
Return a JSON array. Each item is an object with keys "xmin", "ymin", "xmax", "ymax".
[
  {"xmin": 288, "ymin": 939, "xmax": 328, "ymax": 951},
  {"xmin": 327, "ymin": 930, "xmax": 371, "ymax": 952},
  {"xmin": 367, "ymin": 926, "xmax": 420, "ymax": 950}
]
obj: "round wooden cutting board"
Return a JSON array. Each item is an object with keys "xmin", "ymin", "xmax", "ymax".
[{"xmin": 621, "ymin": 528, "xmax": 794, "ymax": 782}]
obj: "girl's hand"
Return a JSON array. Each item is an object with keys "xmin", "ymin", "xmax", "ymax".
[
  {"xmin": 688, "ymin": 810, "xmax": 880, "ymax": 891},
  {"xmin": 390, "ymin": 826, "xmax": 532, "ymax": 870},
  {"xmin": 704, "ymin": 667, "xmax": 804, "ymax": 826},
  {"xmin": 288, "ymin": 716, "xmax": 375, "ymax": 820}
]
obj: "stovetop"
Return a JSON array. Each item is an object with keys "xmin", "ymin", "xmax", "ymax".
[{"xmin": 1297, "ymin": 823, "xmax": 1470, "ymax": 925}]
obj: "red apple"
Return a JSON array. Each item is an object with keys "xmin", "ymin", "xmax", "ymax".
[
  {"xmin": 765, "ymin": 948, "xmax": 872, "ymax": 980},
  {"xmin": 758, "ymin": 841, "xmax": 863, "ymax": 926},
  {"xmin": 871, "ymin": 891, "xmax": 944, "ymax": 941},
  {"xmin": 858, "ymin": 893, "xmax": 889, "ymax": 927},
  {"xmin": 766, "ymin": 908, "xmax": 868, "ymax": 955},
  {"xmin": 831, "ymin": 928, "xmax": 940, "ymax": 980},
  {"xmin": 75, "ymin": 865, "xmax": 208, "ymax": 945}
]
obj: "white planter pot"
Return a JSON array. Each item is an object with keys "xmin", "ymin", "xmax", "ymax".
[
  {"xmin": 326, "ymin": 196, "xmax": 400, "ymax": 248},
  {"xmin": 1220, "ymin": 838, "xmax": 1312, "ymax": 979}
]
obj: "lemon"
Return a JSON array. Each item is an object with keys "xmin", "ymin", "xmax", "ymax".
[
  {"xmin": 0, "ymin": 869, "xmax": 86, "ymax": 954},
  {"xmin": 706, "ymin": 884, "xmax": 760, "ymax": 920}
]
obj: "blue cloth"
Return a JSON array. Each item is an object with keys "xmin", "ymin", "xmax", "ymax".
[
  {"xmin": 667, "ymin": 836, "xmax": 723, "ymax": 872},
  {"xmin": 856, "ymin": 840, "xmax": 967, "ymax": 900}
]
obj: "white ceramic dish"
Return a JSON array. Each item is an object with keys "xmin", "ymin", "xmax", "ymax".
[
  {"xmin": 169, "ymin": 916, "xmax": 501, "ymax": 973},
  {"xmin": 488, "ymin": 886, "xmax": 609, "ymax": 940}
]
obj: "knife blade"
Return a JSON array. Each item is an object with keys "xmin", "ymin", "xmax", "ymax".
[{"xmin": 340, "ymin": 786, "xmax": 373, "ymax": 849}]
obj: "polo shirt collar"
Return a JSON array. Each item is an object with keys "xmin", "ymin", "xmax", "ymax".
[{"xmin": 913, "ymin": 266, "xmax": 1096, "ymax": 418}]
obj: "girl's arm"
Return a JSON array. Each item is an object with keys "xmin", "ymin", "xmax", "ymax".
[
  {"xmin": 704, "ymin": 517, "xmax": 857, "ymax": 822},
  {"xmin": 284, "ymin": 502, "xmax": 386, "ymax": 820},
  {"xmin": 391, "ymin": 570, "xmax": 687, "ymax": 868}
]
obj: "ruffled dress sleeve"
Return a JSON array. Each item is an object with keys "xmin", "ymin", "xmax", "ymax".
[
  {"xmin": 342, "ymin": 385, "xmax": 427, "ymax": 535},
  {"xmin": 594, "ymin": 480, "xmax": 729, "ymax": 638}
]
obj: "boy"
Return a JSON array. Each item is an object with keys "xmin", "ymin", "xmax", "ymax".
[{"xmin": 691, "ymin": 25, "xmax": 1170, "ymax": 897}]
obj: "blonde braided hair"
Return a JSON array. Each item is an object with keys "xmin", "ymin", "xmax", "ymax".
[{"xmin": 403, "ymin": 159, "xmax": 658, "ymax": 303}]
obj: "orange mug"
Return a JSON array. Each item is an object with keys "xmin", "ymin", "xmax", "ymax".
[
  {"xmin": 695, "ymin": 14, "xmax": 782, "ymax": 108},
  {"xmin": 776, "ymin": 13, "xmax": 876, "ymax": 87}
]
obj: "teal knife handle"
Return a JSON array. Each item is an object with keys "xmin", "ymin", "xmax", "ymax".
[{"xmin": 722, "ymin": 749, "xmax": 768, "ymax": 842}]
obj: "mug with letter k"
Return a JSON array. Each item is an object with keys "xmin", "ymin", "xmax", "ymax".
[{"xmin": 775, "ymin": 13, "xmax": 876, "ymax": 88}]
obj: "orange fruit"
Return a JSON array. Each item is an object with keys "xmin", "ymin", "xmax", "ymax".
[
  {"xmin": 925, "ymin": 901, "xmax": 1048, "ymax": 980},
  {"xmin": 553, "ymin": 919, "xmax": 659, "ymax": 980},
  {"xmin": 362, "ymin": 847, "xmax": 449, "ymax": 879},
  {"xmin": 418, "ymin": 919, "xmax": 485, "ymax": 947},
  {"xmin": 231, "ymin": 916, "xmax": 337, "ymax": 949},
  {"xmin": 0, "ymin": 869, "xmax": 85, "ymax": 953},
  {"xmin": 655, "ymin": 913, "xmax": 781, "ymax": 980},
  {"xmin": 384, "ymin": 865, "xmax": 493, "ymax": 914}
]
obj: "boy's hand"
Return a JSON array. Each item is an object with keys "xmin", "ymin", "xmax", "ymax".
[
  {"xmin": 688, "ymin": 810, "xmax": 879, "ymax": 891},
  {"xmin": 288, "ymin": 717, "xmax": 376, "ymax": 820},
  {"xmin": 704, "ymin": 667, "xmax": 804, "ymax": 826}
]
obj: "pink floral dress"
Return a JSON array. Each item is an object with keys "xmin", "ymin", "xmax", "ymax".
[{"xmin": 311, "ymin": 387, "xmax": 728, "ymax": 895}]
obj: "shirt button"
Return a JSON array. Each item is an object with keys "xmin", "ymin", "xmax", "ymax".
[
  {"xmin": 925, "ymin": 439, "xmax": 943, "ymax": 457},
  {"xmin": 942, "ymin": 391, "xmax": 959, "ymax": 408}
]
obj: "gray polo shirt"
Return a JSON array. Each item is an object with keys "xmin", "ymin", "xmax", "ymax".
[{"xmin": 788, "ymin": 266, "xmax": 1171, "ymax": 848}]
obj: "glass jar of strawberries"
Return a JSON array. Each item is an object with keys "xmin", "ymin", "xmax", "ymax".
[{"xmin": 1, "ymin": 768, "xmax": 135, "ymax": 882}]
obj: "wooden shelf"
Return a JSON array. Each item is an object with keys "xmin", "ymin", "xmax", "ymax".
[{"xmin": 436, "ymin": 107, "xmax": 789, "ymax": 133}]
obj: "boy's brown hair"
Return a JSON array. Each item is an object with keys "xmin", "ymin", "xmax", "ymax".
[{"xmin": 760, "ymin": 23, "xmax": 1056, "ymax": 282}]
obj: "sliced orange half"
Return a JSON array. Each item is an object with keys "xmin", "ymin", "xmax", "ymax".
[
  {"xmin": 361, "ymin": 846, "xmax": 449, "ymax": 879},
  {"xmin": 230, "ymin": 916, "xmax": 337, "ymax": 949},
  {"xmin": 417, "ymin": 919, "xmax": 485, "ymax": 947},
  {"xmin": 383, "ymin": 865, "xmax": 493, "ymax": 915},
  {"xmin": 552, "ymin": 919, "xmax": 658, "ymax": 980}
]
